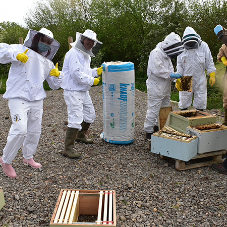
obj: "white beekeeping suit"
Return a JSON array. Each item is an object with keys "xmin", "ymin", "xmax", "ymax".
[
  {"xmin": 177, "ymin": 26, "xmax": 216, "ymax": 110},
  {"xmin": 61, "ymin": 29, "xmax": 103, "ymax": 159},
  {"xmin": 144, "ymin": 32, "xmax": 183, "ymax": 139},
  {"xmin": 0, "ymin": 28, "xmax": 63, "ymax": 178}
]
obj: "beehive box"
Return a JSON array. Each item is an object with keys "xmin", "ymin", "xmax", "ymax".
[
  {"xmin": 169, "ymin": 110, "xmax": 217, "ymax": 133},
  {"xmin": 187, "ymin": 124, "xmax": 227, "ymax": 154},
  {"xmin": 151, "ymin": 126, "xmax": 198, "ymax": 161},
  {"xmin": 50, "ymin": 189, "xmax": 116, "ymax": 227},
  {"xmin": 159, "ymin": 106, "xmax": 172, "ymax": 130},
  {"xmin": 0, "ymin": 189, "xmax": 5, "ymax": 210}
]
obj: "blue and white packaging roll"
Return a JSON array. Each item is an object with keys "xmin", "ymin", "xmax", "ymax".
[{"xmin": 102, "ymin": 61, "xmax": 135, "ymax": 144}]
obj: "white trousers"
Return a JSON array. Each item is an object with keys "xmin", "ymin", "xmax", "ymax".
[
  {"xmin": 144, "ymin": 93, "xmax": 170, "ymax": 133},
  {"xmin": 2, "ymin": 98, "xmax": 43, "ymax": 164},
  {"xmin": 178, "ymin": 90, "xmax": 207, "ymax": 110},
  {"xmin": 64, "ymin": 90, "xmax": 96, "ymax": 130}
]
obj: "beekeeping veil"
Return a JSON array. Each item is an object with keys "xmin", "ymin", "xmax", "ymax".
[
  {"xmin": 214, "ymin": 25, "xmax": 227, "ymax": 46},
  {"xmin": 161, "ymin": 32, "xmax": 184, "ymax": 59},
  {"xmin": 70, "ymin": 29, "xmax": 103, "ymax": 57},
  {"xmin": 182, "ymin": 27, "xmax": 201, "ymax": 50},
  {"xmin": 23, "ymin": 28, "xmax": 60, "ymax": 60}
]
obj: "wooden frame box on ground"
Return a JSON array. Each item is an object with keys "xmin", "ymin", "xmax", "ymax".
[
  {"xmin": 151, "ymin": 126, "xmax": 198, "ymax": 162},
  {"xmin": 187, "ymin": 124, "xmax": 227, "ymax": 154},
  {"xmin": 169, "ymin": 110, "xmax": 217, "ymax": 133},
  {"xmin": 0, "ymin": 189, "xmax": 5, "ymax": 210},
  {"xmin": 50, "ymin": 189, "xmax": 116, "ymax": 227}
]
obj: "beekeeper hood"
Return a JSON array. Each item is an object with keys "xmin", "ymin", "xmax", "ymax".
[
  {"xmin": 161, "ymin": 32, "xmax": 184, "ymax": 59},
  {"xmin": 23, "ymin": 28, "xmax": 60, "ymax": 60},
  {"xmin": 182, "ymin": 27, "xmax": 201, "ymax": 50},
  {"xmin": 214, "ymin": 25, "xmax": 227, "ymax": 46},
  {"xmin": 70, "ymin": 29, "xmax": 103, "ymax": 57}
]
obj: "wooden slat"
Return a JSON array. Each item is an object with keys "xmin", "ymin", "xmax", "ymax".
[
  {"xmin": 63, "ymin": 190, "xmax": 75, "ymax": 224},
  {"xmin": 103, "ymin": 191, "xmax": 108, "ymax": 224},
  {"xmin": 108, "ymin": 191, "xmax": 113, "ymax": 225},
  {"xmin": 96, "ymin": 191, "xmax": 103, "ymax": 225},
  {"xmin": 53, "ymin": 190, "xmax": 67, "ymax": 223},
  {"xmin": 68, "ymin": 191, "xmax": 79, "ymax": 224},
  {"xmin": 59, "ymin": 190, "xmax": 71, "ymax": 223}
]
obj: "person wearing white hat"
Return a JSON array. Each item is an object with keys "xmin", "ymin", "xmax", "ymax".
[
  {"xmin": 61, "ymin": 29, "xmax": 103, "ymax": 159},
  {"xmin": 0, "ymin": 28, "xmax": 63, "ymax": 178},
  {"xmin": 176, "ymin": 26, "xmax": 216, "ymax": 111},
  {"xmin": 144, "ymin": 32, "xmax": 183, "ymax": 139}
]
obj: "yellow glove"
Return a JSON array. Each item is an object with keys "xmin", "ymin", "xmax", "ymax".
[
  {"xmin": 16, "ymin": 49, "xmax": 29, "ymax": 63},
  {"xmin": 50, "ymin": 63, "xmax": 60, "ymax": 77},
  {"xmin": 209, "ymin": 72, "xmax": 216, "ymax": 87},
  {"xmin": 175, "ymin": 78, "xmax": 182, "ymax": 91},
  {"xmin": 97, "ymin": 66, "xmax": 103, "ymax": 76},
  {"xmin": 221, "ymin": 56, "xmax": 227, "ymax": 66},
  {"xmin": 93, "ymin": 77, "xmax": 101, "ymax": 86}
]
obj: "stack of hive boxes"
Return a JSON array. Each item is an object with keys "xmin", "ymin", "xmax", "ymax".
[{"xmin": 151, "ymin": 109, "xmax": 227, "ymax": 161}]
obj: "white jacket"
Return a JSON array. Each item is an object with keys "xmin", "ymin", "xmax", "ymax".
[
  {"xmin": 0, "ymin": 43, "xmax": 63, "ymax": 101},
  {"xmin": 146, "ymin": 42, "xmax": 174, "ymax": 96},
  {"xmin": 177, "ymin": 41, "xmax": 216, "ymax": 92},
  {"xmin": 61, "ymin": 47, "xmax": 98, "ymax": 91}
]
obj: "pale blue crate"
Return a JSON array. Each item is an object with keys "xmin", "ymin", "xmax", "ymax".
[
  {"xmin": 151, "ymin": 134, "xmax": 198, "ymax": 161},
  {"xmin": 187, "ymin": 125, "xmax": 227, "ymax": 154}
]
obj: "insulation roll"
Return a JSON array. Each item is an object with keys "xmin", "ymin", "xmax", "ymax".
[{"xmin": 102, "ymin": 61, "xmax": 135, "ymax": 144}]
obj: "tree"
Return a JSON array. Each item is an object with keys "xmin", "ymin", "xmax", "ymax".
[{"xmin": 0, "ymin": 22, "xmax": 28, "ymax": 44}]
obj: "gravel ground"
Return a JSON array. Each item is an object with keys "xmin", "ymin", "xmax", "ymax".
[{"xmin": 0, "ymin": 86, "xmax": 227, "ymax": 227}]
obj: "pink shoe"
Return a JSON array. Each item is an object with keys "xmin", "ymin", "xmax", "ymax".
[
  {"xmin": 23, "ymin": 158, "xmax": 42, "ymax": 168},
  {"xmin": 2, "ymin": 163, "xmax": 17, "ymax": 178}
]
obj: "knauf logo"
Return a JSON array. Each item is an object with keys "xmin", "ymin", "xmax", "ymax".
[{"xmin": 118, "ymin": 83, "xmax": 130, "ymax": 130}]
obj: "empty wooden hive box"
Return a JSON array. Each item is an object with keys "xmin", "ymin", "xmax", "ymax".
[
  {"xmin": 169, "ymin": 110, "xmax": 217, "ymax": 133},
  {"xmin": 50, "ymin": 189, "xmax": 116, "ymax": 227}
]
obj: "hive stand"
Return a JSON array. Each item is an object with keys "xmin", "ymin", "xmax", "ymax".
[{"xmin": 174, "ymin": 150, "xmax": 226, "ymax": 171}]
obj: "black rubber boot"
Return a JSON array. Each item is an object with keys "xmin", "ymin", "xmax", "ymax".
[
  {"xmin": 146, "ymin": 133, "xmax": 152, "ymax": 139},
  {"xmin": 62, "ymin": 127, "xmax": 80, "ymax": 158},
  {"xmin": 153, "ymin": 125, "xmax": 159, "ymax": 133},
  {"xmin": 76, "ymin": 121, "xmax": 93, "ymax": 144}
]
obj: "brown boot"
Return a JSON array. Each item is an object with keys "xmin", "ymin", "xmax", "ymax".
[
  {"xmin": 223, "ymin": 109, "xmax": 227, "ymax": 126},
  {"xmin": 62, "ymin": 127, "xmax": 80, "ymax": 158},
  {"xmin": 76, "ymin": 121, "xmax": 93, "ymax": 144}
]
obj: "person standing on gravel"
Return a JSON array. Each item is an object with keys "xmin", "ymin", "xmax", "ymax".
[
  {"xmin": 0, "ymin": 28, "xmax": 62, "ymax": 178},
  {"xmin": 61, "ymin": 29, "xmax": 103, "ymax": 159},
  {"xmin": 144, "ymin": 32, "xmax": 183, "ymax": 139},
  {"xmin": 214, "ymin": 25, "xmax": 227, "ymax": 126},
  {"xmin": 212, "ymin": 25, "xmax": 227, "ymax": 174},
  {"xmin": 176, "ymin": 26, "xmax": 216, "ymax": 111}
]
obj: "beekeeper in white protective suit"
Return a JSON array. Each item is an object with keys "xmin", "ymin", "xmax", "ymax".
[
  {"xmin": 0, "ymin": 28, "xmax": 63, "ymax": 178},
  {"xmin": 61, "ymin": 29, "xmax": 103, "ymax": 159},
  {"xmin": 144, "ymin": 32, "xmax": 184, "ymax": 139},
  {"xmin": 176, "ymin": 26, "xmax": 216, "ymax": 111}
]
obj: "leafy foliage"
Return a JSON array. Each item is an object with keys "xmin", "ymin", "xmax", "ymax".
[{"xmin": 1, "ymin": 0, "xmax": 227, "ymax": 109}]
